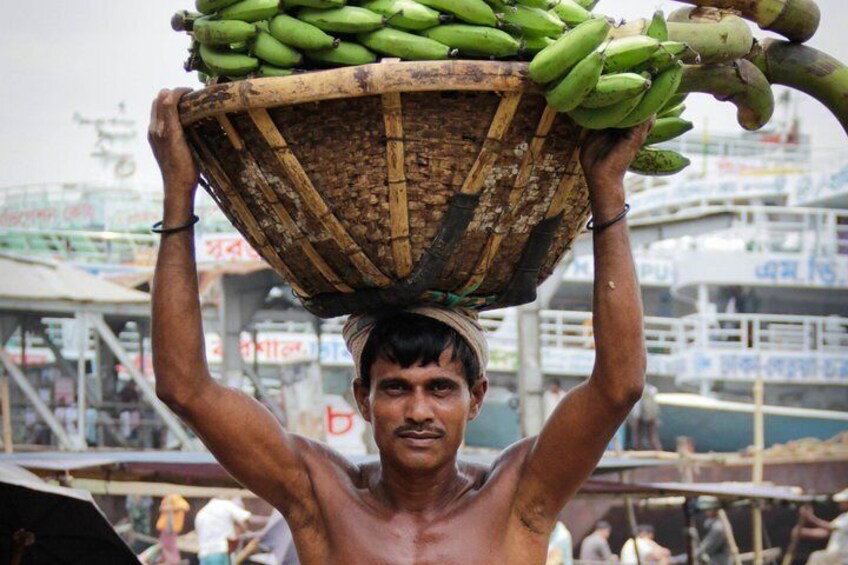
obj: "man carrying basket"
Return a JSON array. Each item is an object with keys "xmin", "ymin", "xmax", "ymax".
[{"xmin": 149, "ymin": 87, "xmax": 649, "ymax": 564}]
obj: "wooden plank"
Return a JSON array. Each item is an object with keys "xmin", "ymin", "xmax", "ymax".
[
  {"xmin": 180, "ymin": 61, "xmax": 540, "ymax": 126},
  {"xmin": 460, "ymin": 91, "xmax": 523, "ymax": 196},
  {"xmin": 382, "ymin": 91, "xmax": 413, "ymax": 278},
  {"xmin": 188, "ymin": 128, "xmax": 310, "ymax": 297},
  {"xmin": 455, "ymin": 105, "xmax": 558, "ymax": 295},
  {"xmin": 248, "ymin": 108, "xmax": 391, "ymax": 287}
]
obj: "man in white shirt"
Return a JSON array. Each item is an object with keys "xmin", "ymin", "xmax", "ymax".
[
  {"xmin": 802, "ymin": 488, "xmax": 848, "ymax": 565},
  {"xmin": 195, "ymin": 497, "xmax": 253, "ymax": 565},
  {"xmin": 620, "ymin": 525, "xmax": 671, "ymax": 565}
]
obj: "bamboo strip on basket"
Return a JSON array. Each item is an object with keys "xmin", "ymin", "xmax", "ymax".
[
  {"xmin": 545, "ymin": 128, "xmax": 590, "ymax": 220},
  {"xmin": 455, "ymin": 105, "xmax": 559, "ymax": 296},
  {"xmin": 382, "ymin": 90, "xmax": 413, "ymax": 278},
  {"xmin": 217, "ymin": 113, "xmax": 354, "ymax": 294},
  {"xmin": 180, "ymin": 61, "xmax": 539, "ymax": 126},
  {"xmin": 460, "ymin": 91, "xmax": 524, "ymax": 196},
  {"xmin": 188, "ymin": 128, "xmax": 309, "ymax": 296},
  {"xmin": 247, "ymin": 108, "xmax": 392, "ymax": 288}
]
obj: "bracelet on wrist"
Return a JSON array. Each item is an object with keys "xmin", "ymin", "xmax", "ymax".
[
  {"xmin": 587, "ymin": 204, "xmax": 630, "ymax": 233},
  {"xmin": 152, "ymin": 214, "xmax": 200, "ymax": 235}
]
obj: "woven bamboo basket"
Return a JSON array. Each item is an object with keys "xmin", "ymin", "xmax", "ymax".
[{"xmin": 179, "ymin": 59, "xmax": 591, "ymax": 318}]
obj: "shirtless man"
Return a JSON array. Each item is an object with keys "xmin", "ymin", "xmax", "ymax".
[{"xmin": 149, "ymin": 88, "xmax": 648, "ymax": 565}]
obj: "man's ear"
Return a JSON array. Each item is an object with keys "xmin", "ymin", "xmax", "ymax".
[
  {"xmin": 468, "ymin": 376, "xmax": 488, "ymax": 422},
  {"xmin": 352, "ymin": 377, "xmax": 372, "ymax": 423}
]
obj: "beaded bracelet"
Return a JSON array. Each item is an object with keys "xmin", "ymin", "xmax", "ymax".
[
  {"xmin": 587, "ymin": 204, "xmax": 630, "ymax": 233},
  {"xmin": 151, "ymin": 214, "xmax": 200, "ymax": 235}
]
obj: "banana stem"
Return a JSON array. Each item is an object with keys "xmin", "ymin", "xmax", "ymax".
[
  {"xmin": 679, "ymin": 60, "xmax": 775, "ymax": 130},
  {"xmin": 674, "ymin": 0, "xmax": 820, "ymax": 43},
  {"xmin": 667, "ymin": 10, "xmax": 754, "ymax": 65},
  {"xmin": 747, "ymin": 38, "xmax": 848, "ymax": 135}
]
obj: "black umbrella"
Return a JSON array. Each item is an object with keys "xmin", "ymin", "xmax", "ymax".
[{"xmin": 0, "ymin": 475, "xmax": 140, "ymax": 564}]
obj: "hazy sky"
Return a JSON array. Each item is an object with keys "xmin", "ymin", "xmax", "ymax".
[{"xmin": 1, "ymin": 0, "xmax": 846, "ymax": 189}]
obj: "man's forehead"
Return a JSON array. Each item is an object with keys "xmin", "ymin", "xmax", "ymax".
[{"xmin": 370, "ymin": 352, "xmax": 465, "ymax": 381}]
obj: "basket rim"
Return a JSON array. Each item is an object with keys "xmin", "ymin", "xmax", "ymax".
[{"xmin": 179, "ymin": 60, "xmax": 540, "ymax": 126}]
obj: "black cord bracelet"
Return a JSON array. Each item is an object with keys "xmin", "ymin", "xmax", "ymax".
[
  {"xmin": 151, "ymin": 214, "xmax": 200, "ymax": 235},
  {"xmin": 587, "ymin": 204, "xmax": 630, "ymax": 233}
]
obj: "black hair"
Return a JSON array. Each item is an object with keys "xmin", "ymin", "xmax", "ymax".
[
  {"xmin": 359, "ymin": 312, "xmax": 481, "ymax": 389},
  {"xmin": 595, "ymin": 521, "xmax": 611, "ymax": 531}
]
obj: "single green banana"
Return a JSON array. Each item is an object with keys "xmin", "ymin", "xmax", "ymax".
[
  {"xmin": 519, "ymin": 35, "xmax": 555, "ymax": 56},
  {"xmin": 572, "ymin": 0, "xmax": 599, "ymax": 8},
  {"xmin": 529, "ymin": 17, "xmax": 610, "ymax": 83},
  {"xmin": 421, "ymin": 24, "xmax": 520, "ymax": 57},
  {"xmin": 548, "ymin": 0, "xmax": 591, "ymax": 27},
  {"xmin": 515, "ymin": 0, "xmax": 556, "ymax": 9},
  {"xmin": 196, "ymin": 0, "xmax": 242, "ymax": 15},
  {"xmin": 256, "ymin": 64, "xmax": 296, "ymax": 76},
  {"xmin": 660, "ymin": 93, "xmax": 687, "ymax": 113},
  {"xmin": 545, "ymin": 50, "xmax": 604, "ymax": 112},
  {"xmin": 415, "ymin": 0, "xmax": 497, "ymax": 26},
  {"xmin": 633, "ymin": 41, "xmax": 690, "ymax": 74},
  {"xmin": 297, "ymin": 6, "xmax": 386, "ymax": 32},
  {"xmin": 645, "ymin": 117, "xmax": 694, "ymax": 144},
  {"xmin": 199, "ymin": 44, "xmax": 260, "ymax": 75},
  {"xmin": 500, "ymin": 5, "xmax": 565, "ymax": 38},
  {"xmin": 220, "ymin": 0, "xmax": 281, "ymax": 22},
  {"xmin": 193, "ymin": 17, "xmax": 259, "ymax": 45},
  {"xmin": 568, "ymin": 91, "xmax": 645, "ymax": 129},
  {"xmin": 629, "ymin": 147, "xmax": 691, "ymax": 176},
  {"xmin": 658, "ymin": 103, "xmax": 686, "ymax": 119},
  {"xmin": 667, "ymin": 9, "xmax": 753, "ymax": 65},
  {"xmin": 580, "ymin": 72, "xmax": 651, "ymax": 108},
  {"xmin": 230, "ymin": 41, "xmax": 250, "ymax": 52},
  {"xmin": 282, "ymin": 0, "xmax": 345, "ymax": 7},
  {"xmin": 269, "ymin": 14, "xmax": 338, "ymax": 50},
  {"xmin": 616, "ymin": 63, "xmax": 683, "ymax": 128},
  {"xmin": 358, "ymin": 28, "xmax": 454, "ymax": 59},
  {"xmin": 483, "ymin": 0, "xmax": 509, "ymax": 11},
  {"xmin": 305, "ymin": 40, "xmax": 377, "ymax": 65},
  {"xmin": 252, "ymin": 30, "xmax": 303, "ymax": 67},
  {"xmin": 362, "ymin": 0, "xmax": 445, "ymax": 31},
  {"xmin": 601, "ymin": 35, "xmax": 661, "ymax": 74},
  {"xmin": 645, "ymin": 9, "xmax": 668, "ymax": 41}
]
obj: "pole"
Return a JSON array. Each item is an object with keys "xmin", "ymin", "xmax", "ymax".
[
  {"xmin": 683, "ymin": 500, "xmax": 696, "ymax": 565},
  {"xmin": 517, "ymin": 303, "xmax": 545, "ymax": 437},
  {"xmin": 77, "ymin": 313, "xmax": 88, "ymax": 449},
  {"xmin": 2, "ymin": 373, "xmax": 13, "ymax": 453},
  {"xmin": 718, "ymin": 509, "xmax": 743, "ymax": 565},
  {"xmin": 752, "ymin": 374, "xmax": 765, "ymax": 565}
]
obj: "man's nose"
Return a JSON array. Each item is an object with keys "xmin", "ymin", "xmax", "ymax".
[{"xmin": 404, "ymin": 389, "xmax": 435, "ymax": 424}]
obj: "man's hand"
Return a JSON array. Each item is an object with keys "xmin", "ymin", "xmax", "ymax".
[
  {"xmin": 579, "ymin": 120, "xmax": 653, "ymax": 218},
  {"xmin": 148, "ymin": 88, "xmax": 199, "ymax": 203}
]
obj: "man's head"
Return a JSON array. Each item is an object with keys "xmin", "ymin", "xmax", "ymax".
[
  {"xmin": 348, "ymin": 310, "xmax": 488, "ymax": 473},
  {"xmin": 594, "ymin": 520, "xmax": 611, "ymax": 538},
  {"xmin": 835, "ymin": 488, "xmax": 848, "ymax": 511},
  {"xmin": 548, "ymin": 379, "xmax": 562, "ymax": 394},
  {"xmin": 636, "ymin": 524, "xmax": 655, "ymax": 539}
]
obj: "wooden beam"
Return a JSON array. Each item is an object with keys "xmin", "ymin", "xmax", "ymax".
[{"xmin": 381, "ymin": 91, "xmax": 413, "ymax": 278}]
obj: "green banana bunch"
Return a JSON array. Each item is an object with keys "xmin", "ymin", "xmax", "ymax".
[
  {"xmin": 415, "ymin": 0, "xmax": 498, "ymax": 26},
  {"xmin": 220, "ymin": 0, "xmax": 281, "ymax": 22},
  {"xmin": 548, "ymin": 0, "xmax": 591, "ymax": 27},
  {"xmin": 193, "ymin": 17, "xmax": 259, "ymax": 45},
  {"xmin": 269, "ymin": 14, "xmax": 339, "ymax": 50},
  {"xmin": 361, "ymin": 0, "xmax": 446, "ymax": 31},
  {"xmin": 283, "ymin": 0, "xmax": 345, "ymax": 7},
  {"xmin": 635, "ymin": 41, "xmax": 689, "ymax": 74},
  {"xmin": 616, "ymin": 62, "xmax": 683, "ymax": 128},
  {"xmin": 628, "ymin": 147, "xmax": 691, "ymax": 176},
  {"xmin": 256, "ymin": 64, "xmax": 296, "ymax": 76},
  {"xmin": 545, "ymin": 50, "xmax": 604, "ymax": 112},
  {"xmin": 199, "ymin": 43, "xmax": 261, "ymax": 75},
  {"xmin": 252, "ymin": 31, "xmax": 304, "ymax": 67},
  {"xmin": 567, "ymin": 91, "xmax": 645, "ymax": 129},
  {"xmin": 601, "ymin": 36, "xmax": 661, "ymax": 74},
  {"xmin": 660, "ymin": 93, "xmax": 687, "ymax": 113},
  {"xmin": 529, "ymin": 17, "xmax": 610, "ymax": 83},
  {"xmin": 515, "ymin": 0, "xmax": 556, "ymax": 9},
  {"xmin": 421, "ymin": 24, "xmax": 520, "ymax": 57},
  {"xmin": 500, "ymin": 5, "xmax": 565, "ymax": 38},
  {"xmin": 519, "ymin": 35, "xmax": 554, "ymax": 56},
  {"xmin": 645, "ymin": 117, "xmax": 694, "ymax": 144},
  {"xmin": 659, "ymin": 103, "xmax": 686, "ymax": 119},
  {"xmin": 196, "ymin": 0, "xmax": 242, "ymax": 14},
  {"xmin": 298, "ymin": 6, "xmax": 386, "ymax": 33},
  {"xmin": 358, "ymin": 28, "xmax": 455, "ymax": 59},
  {"xmin": 580, "ymin": 72, "xmax": 651, "ymax": 108},
  {"xmin": 305, "ymin": 40, "xmax": 377, "ymax": 65},
  {"xmin": 667, "ymin": 8, "xmax": 753, "ymax": 65}
]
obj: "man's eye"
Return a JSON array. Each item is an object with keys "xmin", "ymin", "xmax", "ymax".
[{"xmin": 432, "ymin": 381, "xmax": 455, "ymax": 393}]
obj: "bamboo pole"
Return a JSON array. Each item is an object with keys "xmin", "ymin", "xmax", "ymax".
[
  {"xmin": 752, "ymin": 375, "xmax": 765, "ymax": 565},
  {"xmin": 718, "ymin": 509, "xmax": 743, "ymax": 565}
]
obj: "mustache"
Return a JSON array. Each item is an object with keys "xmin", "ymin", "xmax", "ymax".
[{"xmin": 393, "ymin": 424, "xmax": 445, "ymax": 437}]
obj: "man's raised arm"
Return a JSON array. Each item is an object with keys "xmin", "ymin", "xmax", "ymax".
[
  {"xmin": 149, "ymin": 89, "xmax": 319, "ymax": 522},
  {"xmin": 514, "ymin": 123, "xmax": 650, "ymax": 532}
]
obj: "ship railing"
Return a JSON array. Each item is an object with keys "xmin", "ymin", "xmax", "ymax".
[{"xmin": 0, "ymin": 228, "xmax": 158, "ymax": 265}]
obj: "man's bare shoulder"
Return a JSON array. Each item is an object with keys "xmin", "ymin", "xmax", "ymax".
[{"xmin": 291, "ymin": 435, "xmax": 366, "ymax": 486}]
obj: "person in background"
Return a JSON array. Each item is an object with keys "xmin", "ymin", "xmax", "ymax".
[
  {"xmin": 693, "ymin": 497, "xmax": 732, "ymax": 565},
  {"xmin": 620, "ymin": 525, "xmax": 671, "ymax": 565},
  {"xmin": 547, "ymin": 521, "xmax": 573, "ymax": 565},
  {"xmin": 543, "ymin": 379, "xmax": 567, "ymax": 421},
  {"xmin": 580, "ymin": 521, "xmax": 616, "ymax": 562},
  {"xmin": 799, "ymin": 488, "xmax": 848, "ymax": 565},
  {"xmin": 126, "ymin": 494, "xmax": 154, "ymax": 554},
  {"xmin": 195, "ymin": 496, "xmax": 266, "ymax": 565},
  {"xmin": 156, "ymin": 493, "xmax": 190, "ymax": 565},
  {"xmin": 628, "ymin": 384, "xmax": 662, "ymax": 451}
]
